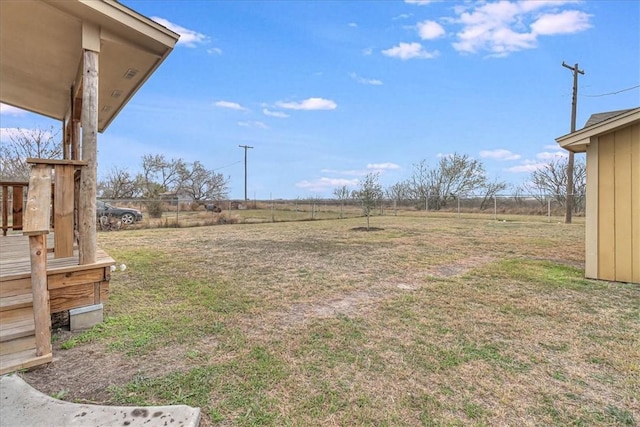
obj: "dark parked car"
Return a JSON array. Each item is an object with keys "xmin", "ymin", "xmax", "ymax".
[{"xmin": 97, "ymin": 201, "xmax": 143, "ymax": 225}]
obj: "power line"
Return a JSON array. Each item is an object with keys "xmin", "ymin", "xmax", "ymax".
[
  {"xmin": 582, "ymin": 84, "xmax": 640, "ymax": 97},
  {"xmin": 212, "ymin": 160, "xmax": 241, "ymax": 171}
]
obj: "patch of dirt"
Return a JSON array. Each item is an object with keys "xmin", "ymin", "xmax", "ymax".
[
  {"xmin": 280, "ymin": 290, "xmax": 384, "ymax": 328},
  {"xmin": 20, "ymin": 332, "xmax": 221, "ymax": 405},
  {"xmin": 426, "ymin": 255, "xmax": 494, "ymax": 278}
]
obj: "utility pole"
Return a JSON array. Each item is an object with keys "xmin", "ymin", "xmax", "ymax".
[
  {"xmin": 238, "ymin": 145, "xmax": 253, "ymax": 201},
  {"xmin": 562, "ymin": 61, "xmax": 584, "ymax": 224}
]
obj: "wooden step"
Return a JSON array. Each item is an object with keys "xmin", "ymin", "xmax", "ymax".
[
  {"xmin": 0, "ymin": 335, "xmax": 35, "ymax": 356},
  {"xmin": 0, "ymin": 307, "xmax": 35, "ymax": 343},
  {"xmin": 0, "ymin": 347, "xmax": 52, "ymax": 375},
  {"xmin": 0, "ymin": 294, "xmax": 33, "ymax": 312}
]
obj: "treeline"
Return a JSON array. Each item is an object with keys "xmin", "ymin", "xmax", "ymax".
[
  {"xmin": 339, "ymin": 153, "xmax": 586, "ymax": 212},
  {"xmin": 97, "ymin": 154, "xmax": 229, "ymax": 202}
]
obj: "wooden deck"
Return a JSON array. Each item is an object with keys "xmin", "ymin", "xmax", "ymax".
[{"xmin": 0, "ymin": 233, "xmax": 115, "ymax": 374}]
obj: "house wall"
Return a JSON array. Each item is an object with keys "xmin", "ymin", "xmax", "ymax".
[{"xmin": 590, "ymin": 122, "xmax": 639, "ymax": 283}]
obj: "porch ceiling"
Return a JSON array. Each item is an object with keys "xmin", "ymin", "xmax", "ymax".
[{"xmin": 0, "ymin": 0, "xmax": 179, "ymax": 132}]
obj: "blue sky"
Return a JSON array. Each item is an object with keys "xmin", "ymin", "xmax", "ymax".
[{"xmin": 1, "ymin": 0, "xmax": 639, "ymax": 199}]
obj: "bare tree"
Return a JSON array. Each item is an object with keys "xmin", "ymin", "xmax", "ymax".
[
  {"xmin": 479, "ymin": 179, "xmax": 508, "ymax": 211},
  {"xmin": 333, "ymin": 185, "xmax": 351, "ymax": 219},
  {"xmin": 352, "ymin": 172, "xmax": 383, "ymax": 230},
  {"xmin": 98, "ymin": 166, "xmax": 140, "ymax": 199},
  {"xmin": 0, "ymin": 126, "xmax": 62, "ymax": 181},
  {"xmin": 428, "ymin": 153, "xmax": 488, "ymax": 210},
  {"xmin": 407, "ymin": 159, "xmax": 430, "ymax": 209},
  {"xmin": 179, "ymin": 161, "xmax": 229, "ymax": 202},
  {"xmin": 521, "ymin": 156, "xmax": 586, "ymax": 212},
  {"xmin": 140, "ymin": 154, "xmax": 186, "ymax": 197},
  {"xmin": 386, "ymin": 181, "xmax": 410, "ymax": 203}
]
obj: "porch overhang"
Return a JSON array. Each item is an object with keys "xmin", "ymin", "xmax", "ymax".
[{"xmin": 0, "ymin": 0, "xmax": 179, "ymax": 132}]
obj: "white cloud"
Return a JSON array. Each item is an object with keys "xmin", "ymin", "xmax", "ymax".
[
  {"xmin": 263, "ymin": 108, "xmax": 289, "ymax": 118},
  {"xmin": 393, "ymin": 13, "xmax": 413, "ymax": 20},
  {"xmin": 367, "ymin": 162, "xmax": 400, "ymax": 171},
  {"xmin": 436, "ymin": 152, "xmax": 453, "ymax": 158},
  {"xmin": 214, "ymin": 100, "xmax": 247, "ymax": 111},
  {"xmin": 479, "ymin": 149, "xmax": 521, "ymax": 161},
  {"xmin": 417, "ymin": 20, "xmax": 446, "ymax": 40},
  {"xmin": 531, "ymin": 10, "xmax": 592, "ymax": 35},
  {"xmin": 505, "ymin": 160, "xmax": 547, "ymax": 173},
  {"xmin": 405, "ymin": 0, "xmax": 439, "ymax": 5},
  {"xmin": 207, "ymin": 47, "xmax": 223, "ymax": 55},
  {"xmin": 449, "ymin": 2, "xmax": 592, "ymax": 56},
  {"xmin": 348, "ymin": 22, "xmax": 358, "ymax": 28},
  {"xmin": 350, "ymin": 73, "xmax": 383, "ymax": 86},
  {"xmin": 0, "ymin": 104, "xmax": 26, "ymax": 116},
  {"xmin": 382, "ymin": 42, "xmax": 439, "ymax": 60},
  {"xmin": 537, "ymin": 151, "xmax": 568, "ymax": 160},
  {"xmin": 0, "ymin": 127, "xmax": 54, "ymax": 143},
  {"xmin": 151, "ymin": 17, "xmax": 208, "ymax": 48},
  {"xmin": 296, "ymin": 177, "xmax": 358, "ymax": 192},
  {"xmin": 321, "ymin": 168, "xmax": 369, "ymax": 177},
  {"xmin": 276, "ymin": 97, "xmax": 337, "ymax": 111},
  {"xmin": 237, "ymin": 121, "xmax": 268, "ymax": 129}
]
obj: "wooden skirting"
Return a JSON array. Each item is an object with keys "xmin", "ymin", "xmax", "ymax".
[{"xmin": 0, "ymin": 233, "xmax": 114, "ymax": 374}]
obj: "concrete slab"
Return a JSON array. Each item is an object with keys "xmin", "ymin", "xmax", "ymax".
[
  {"xmin": 0, "ymin": 374, "xmax": 201, "ymax": 427},
  {"xmin": 70, "ymin": 303, "xmax": 104, "ymax": 331}
]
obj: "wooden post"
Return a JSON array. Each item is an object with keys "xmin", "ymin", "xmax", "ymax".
[
  {"xmin": 23, "ymin": 164, "xmax": 53, "ymax": 358},
  {"xmin": 79, "ymin": 49, "xmax": 98, "ymax": 264},
  {"xmin": 28, "ymin": 234, "xmax": 52, "ymax": 357}
]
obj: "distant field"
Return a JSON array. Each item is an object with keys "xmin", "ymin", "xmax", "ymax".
[{"xmin": 24, "ymin": 216, "xmax": 637, "ymax": 426}]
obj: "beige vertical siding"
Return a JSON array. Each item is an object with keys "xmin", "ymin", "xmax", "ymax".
[
  {"xmin": 597, "ymin": 122, "xmax": 639, "ymax": 283},
  {"xmin": 585, "ymin": 140, "xmax": 599, "ymax": 279},
  {"xmin": 631, "ymin": 123, "xmax": 640, "ymax": 284},
  {"xmin": 598, "ymin": 133, "xmax": 616, "ymax": 281}
]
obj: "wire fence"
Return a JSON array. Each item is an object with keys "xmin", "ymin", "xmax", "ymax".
[{"xmin": 94, "ymin": 195, "xmax": 584, "ymax": 229}]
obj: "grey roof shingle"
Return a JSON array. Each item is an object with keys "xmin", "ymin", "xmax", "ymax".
[{"xmin": 583, "ymin": 108, "xmax": 636, "ymax": 128}]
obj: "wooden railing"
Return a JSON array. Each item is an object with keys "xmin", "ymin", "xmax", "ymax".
[
  {"xmin": 2, "ymin": 159, "xmax": 86, "ymax": 258},
  {"xmin": 1, "ymin": 181, "xmax": 28, "ymax": 236}
]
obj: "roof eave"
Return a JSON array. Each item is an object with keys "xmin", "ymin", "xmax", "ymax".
[{"xmin": 556, "ymin": 107, "xmax": 640, "ymax": 152}]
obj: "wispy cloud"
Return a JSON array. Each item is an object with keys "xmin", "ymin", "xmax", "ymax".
[
  {"xmin": 296, "ymin": 177, "xmax": 358, "ymax": 192},
  {"xmin": 151, "ymin": 17, "xmax": 209, "ymax": 48},
  {"xmin": 382, "ymin": 42, "xmax": 439, "ymax": 60},
  {"xmin": 350, "ymin": 73, "xmax": 383, "ymax": 86},
  {"xmin": 237, "ymin": 121, "xmax": 268, "ymax": 129},
  {"xmin": 276, "ymin": 98, "xmax": 337, "ymax": 111},
  {"xmin": 207, "ymin": 47, "xmax": 223, "ymax": 55},
  {"xmin": 417, "ymin": 20, "xmax": 446, "ymax": 40},
  {"xmin": 321, "ymin": 168, "xmax": 369, "ymax": 177},
  {"xmin": 348, "ymin": 22, "xmax": 358, "ymax": 28},
  {"xmin": 0, "ymin": 104, "xmax": 26, "ymax": 116},
  {"xmin": 263, "ymin": 108, "xmax": 289, "ymax": 118},
  {"xmin": 479, "ymin": 149, "xmax": 521, "ymax": 161},
  {"xmin": 393, "ymin": 13, "xmax": 413, "ymax": 20},
  {"xmin": 0, "ymin": 127, "xmax": 54, "ymax": 143},
  {"xmin": 214, "ymin": 100, "xmax": 248, "ymax": 111},
  {"xmin": 367, "ymin": 162, "xmax": 400, "ymax": 171},
  {"xmin": 537, "ymin": 151, "xmax": 568, "ymax": 160},
  {"xmin": 405, "ymin": 0, "xmax": 440, "ymax": 5},
  {"xmin": 505, "ymin": 160, "xmax": 547, "ymax": 173}
]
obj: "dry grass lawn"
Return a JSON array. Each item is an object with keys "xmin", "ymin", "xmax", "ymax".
[{"xmin": 23, "ymin": 215, "xmax": 639, "ymax": 426}]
